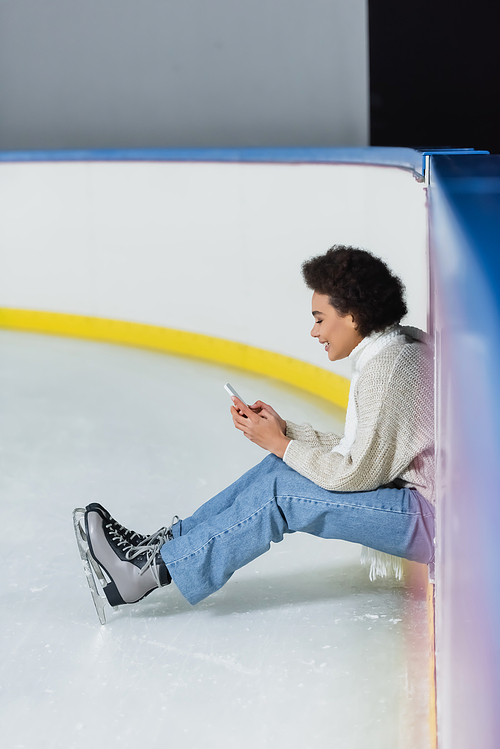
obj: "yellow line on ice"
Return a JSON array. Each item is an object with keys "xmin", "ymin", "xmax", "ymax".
[{"xmin": 0, "ymin": 308, "xmax": 350, "ymax": 409}]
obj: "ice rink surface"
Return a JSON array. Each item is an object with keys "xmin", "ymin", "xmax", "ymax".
[{"xmin": 0, "ymin": 331, "xmax": 430, "ymax": 748}]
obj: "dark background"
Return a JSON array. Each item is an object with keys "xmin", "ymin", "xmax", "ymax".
[{"xmin": 369, "ymin": 0, "xmax": 500, "ymax": 154}]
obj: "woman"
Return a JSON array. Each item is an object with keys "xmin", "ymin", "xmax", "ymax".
[{"xmin": 75, "ymin": 246, "xmax": 435, "ymax": 617}]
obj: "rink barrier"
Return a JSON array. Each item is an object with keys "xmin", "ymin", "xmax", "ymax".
[
  {"xmin": 428, "ymin": 580, "xmax": 437, "ymax": 749},
  {"xmin": 0, "ymin": 307, "xmax": 350, "ymax": 409},
  {"xmin": 429, "ymin": 153, "xmax": 500, "ymax": 749}
]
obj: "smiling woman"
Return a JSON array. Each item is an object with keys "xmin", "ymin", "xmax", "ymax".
[
  {"xmin": 76, "ymin": 244, "xmax": 435, "ymax": 621},
  {"xmin": 310, "ymin": 293, "xmax": 363, "ymax": 361}
]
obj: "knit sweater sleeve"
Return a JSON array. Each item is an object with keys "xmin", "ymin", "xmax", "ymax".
[
  {"xmin": 283, "ymin": 342, "xmax": 433, "ymax": 492},
  {"xmin": 285, "ymin": 421, "xmax": 341, "ymax": 451}
]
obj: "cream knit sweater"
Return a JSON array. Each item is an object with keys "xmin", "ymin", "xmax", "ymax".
[{"xmin": 283, "ymin": 326, "xmax": 435, "ymax": 505}]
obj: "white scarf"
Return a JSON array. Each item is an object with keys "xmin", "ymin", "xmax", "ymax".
[{"xmin": 332, "ymin": 325, "xmax": 403, "ymax": 457}]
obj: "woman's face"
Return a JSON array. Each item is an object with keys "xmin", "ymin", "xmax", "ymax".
[{"xmin": 310, "ymin": 292, "xmax": 364, "ymax": 361}]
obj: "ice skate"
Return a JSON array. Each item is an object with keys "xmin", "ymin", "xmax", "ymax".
[{"xmin": 73, "ymin": 505, "xmax": 172, "ymax": 624}]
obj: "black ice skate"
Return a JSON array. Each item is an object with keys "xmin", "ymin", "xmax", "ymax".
[{"xmin": 73, "ymin": 505, "xmax": 172, "ymax": 624}]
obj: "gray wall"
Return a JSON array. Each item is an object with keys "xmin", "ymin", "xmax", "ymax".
[{"xmin": 0, "ymin": 0, "xmax": 368, "ymax": 151}]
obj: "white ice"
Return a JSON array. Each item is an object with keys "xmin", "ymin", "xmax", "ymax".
[{"xmin": 0, "ymin": 331, "xmax": 430, "ymax": 748}]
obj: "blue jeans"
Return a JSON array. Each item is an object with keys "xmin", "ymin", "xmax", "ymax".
[{"xmin": 160, "ymin": 454, "xmax": 435, "ymax": 605}]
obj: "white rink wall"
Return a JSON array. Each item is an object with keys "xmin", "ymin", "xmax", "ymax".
[{"xmin": 0, "ymin": 161, "xmax": 427, "ymax": 379}]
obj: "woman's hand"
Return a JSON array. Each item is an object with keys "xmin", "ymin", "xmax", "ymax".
[
  {"xmin": 231, "ymin": 398, "xmax": 290, "ymax": 458},
  {"xmin": 248, "ymin": 400, "xmax": 287, "ymax": 434}
]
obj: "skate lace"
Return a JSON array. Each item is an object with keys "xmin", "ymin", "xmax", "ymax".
[
  {"xmin": 140, "ymin": 515, "xmax": 180, "ymax": 546},
  {"xmin": 105, "ymin": 521, "xmax": 145, "ymax": 543},
  {"xmin": 125, "ymin": 540, "xmax": 164, "ymax": 586},
  {"xmin": 108, "ymin": 515, "xmax": 180, "ymax": 587}
]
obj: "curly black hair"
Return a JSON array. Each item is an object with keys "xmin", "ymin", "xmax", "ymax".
[{"xmin": 301, "ymin": 245, "xmax": 408, "ymax": 338}]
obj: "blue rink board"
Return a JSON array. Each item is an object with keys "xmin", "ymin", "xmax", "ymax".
[
  {"xmin": 0, "ymin": 146, "xmax": 425, "ymax": 172},
  {"xmin": 429, "ymin": 152, "xmax": 500, "ymax": 749}
]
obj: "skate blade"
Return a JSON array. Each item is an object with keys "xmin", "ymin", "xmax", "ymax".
[{"xmin": 73, "ymin": 507, "xmax": 117, "ymax": 625}]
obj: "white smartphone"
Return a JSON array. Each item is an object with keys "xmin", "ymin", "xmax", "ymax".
[{"xmin": 224, "ymin": 382, "xmax": 247, "ymax": 406}]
